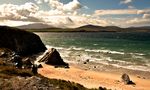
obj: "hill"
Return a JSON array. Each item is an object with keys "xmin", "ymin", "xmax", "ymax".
[{"xmin": 16, "ymin": 24, "xmax": 150, "ymax": 32}]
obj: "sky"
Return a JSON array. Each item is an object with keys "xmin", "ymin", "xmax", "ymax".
[{"xmin": 0, "ymin": 0, "xmax": 150, "ymax": 28}]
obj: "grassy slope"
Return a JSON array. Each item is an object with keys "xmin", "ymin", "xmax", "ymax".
[{"xmin": 0, "ymin": 60, "xmax": 109, "ymax": 90}]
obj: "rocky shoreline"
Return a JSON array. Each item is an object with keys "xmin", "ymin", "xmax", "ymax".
[
  {"xmin": 0, "ymin": 26, "xmax": 150, "ymax": 90},
  {"xmin": 0, "ymin": 26, "xmax": 103, "ymax": 90}
]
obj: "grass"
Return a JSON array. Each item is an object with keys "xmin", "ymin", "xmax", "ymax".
[
  {"xmin": 0, "ymin": 66, "xmax": 34, "ymax": 78},
  {"xmin": 37, "ymin": 74, "xmax": 110, "ymax": 90}
]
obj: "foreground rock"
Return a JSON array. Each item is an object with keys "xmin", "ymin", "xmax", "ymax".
[
  {"xmin": 0, "ymin": 26, "xmax": 46, "ymax": 56},
  {"xmin": 121, "ymin": 73, "xmax": 130, "ymax": 84},
  {"xmin": 121, "ymin": 73, "xmax": 135, "ymax": 85},
  {"xmin": 38, "ymin": 48, "xmax": 68, "ymax": 67}
]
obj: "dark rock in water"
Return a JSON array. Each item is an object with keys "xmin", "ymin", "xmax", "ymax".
[
  {"xmin": 0, "ymin": 26, "xmax": 46, "ymax": 56},
  {"xmin": 38, "ymin": 48, "xmax": 68, "ymax": 66}
]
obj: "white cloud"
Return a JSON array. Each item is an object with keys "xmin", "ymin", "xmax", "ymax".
[
  {"xmin": 35, "ymin": 0, "xmax": 82, "ymax": 14},
  {"xmin": 120, "ymin": 0, "xmax": 132, "ymax": 4},
  {"xmin": 63, "ymin": 0, "xmax": 82, "ymax": 11},
  {"xmin": 0, "ymin": 1, "xmax": 150, "ymax": 28},
  {"xmin": 128, "ymin": 5, "xmax": 135, "ymax": 9},
  {"xmin": 94, "ymin": 9, "xmax": 138, "ymax": 15},
  {"xmin": 0, "ymin": 2, "xmax": 39, "ymax": 21},
  {"xmin": 94, "ymin": 9, "xmax": 150, "ymax": 16},
  {"xmin": 126, "ymin": 18, "xmax": 150, "ymax": 26},
  {"xmin": 137, "ymin": 9, "xmax": 150, "ymax": 14}
]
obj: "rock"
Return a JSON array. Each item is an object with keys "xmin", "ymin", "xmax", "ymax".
[
  {"xmin": 83, "ymin": 62, "xmax": 87, "ymax": 64},
  {"xmin": 0, "ymin": 76, "xmax": 56, "ymax": 90},
  {"xmin": 99, "ymin": 86, "xmax": 107, "ymax": 90},
  {"xmin": 23, "ymin": 58, "xmax": 33, "ymax": 69},
  {"xmin": 121, "ymin": 73, "xmax": 134, "ymax": 85},
  {"xmin": 38, "ymin": 48, "xmax": 68, "ymax": 66},
  {"xmin": 0, "ymin": 26, "xmax": 46, "ymax": 56},
  {"xmin": 12, "ymin": 55, "xmax": 23, "ymax": 69},
  {"xmin": 37, "ymin": 64, "xmax": 43, "ymax": 68},
  {"xmin": 32, "ymin": 64, "xmax": 38, "ymax": 74},
  {"xmin": 86, "ymin": 59, "xmax": 90, "ymax": 62},
  {"xmin": 0, "ymin": 52, "xmax": 6, "ymax": 57},
  {"xmin": 93, "ymin": 66, "xmax": 97, "ymax": 68}
]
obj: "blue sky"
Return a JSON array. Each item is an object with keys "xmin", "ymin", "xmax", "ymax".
[{"xmin": 0, "ymin": 0, "xmax": 150, "ymax": 28}]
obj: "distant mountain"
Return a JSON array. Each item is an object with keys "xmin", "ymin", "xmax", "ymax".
[
  {"xmin": 16, "ymin": 24, "xmax": 150, "ymax": 32},
  {"xmin": 17, "ymin": 23, "xmax": 54, "ymax": 29},
  {"xmin": 76, "ymin": 25, "xmax": 122, "ymax": 32},
  {"xmin": 76, "ymin": 25, "xmax": 150, "ymax": 32},
  {"xmin": 129, "ymin": 26, "xmax": 150, "ymax": 29}
]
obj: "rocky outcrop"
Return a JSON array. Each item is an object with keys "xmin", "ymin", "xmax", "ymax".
[
  {"xmin": 0, "ymin": 26, "xmax": 46, "ymax": 56},
  {"xmin": 0, "ymin": 76, "xmax": 57, "ymax": 90},
  {"xmin": 38, "ymin": 48, "xmax": 68, "ymax": 67}
]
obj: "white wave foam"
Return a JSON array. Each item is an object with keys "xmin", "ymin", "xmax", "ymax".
[
  {"xmin": 46, "ymin": 45, "xmax": 64, "ymax": 50},
  {"xmin": 130, "ymin": 52, "xmax": 145, "ymax": 56},
  {"xmin": 85, "ymin": 49, "xmax": 125, "ymax": 55},
  {"xmin": 67, "ymin": 46, "xmax": 84, "ymax": 51},
  {"xmin": 45, "ymin": 45, "xmax": 150, "ymax": 72}
]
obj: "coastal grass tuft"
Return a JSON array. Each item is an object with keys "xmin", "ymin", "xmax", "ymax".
[{"xmin": 0, "ymin": 63, "xmax": 33, "ymax": 78}]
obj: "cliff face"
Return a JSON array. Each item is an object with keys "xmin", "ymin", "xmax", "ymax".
[{"xmin": 0, "ymin": 26, "xmax": 47, "ymax": 56}]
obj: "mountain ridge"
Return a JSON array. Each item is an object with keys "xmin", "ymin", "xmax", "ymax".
[{"xmin": 16, "ymin": 23, "xmax": 150, "ymax": 32}]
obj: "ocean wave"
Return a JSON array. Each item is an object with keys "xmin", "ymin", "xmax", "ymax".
[
  {"xmin": 45, "ymin": 45, "xmax": 150, "ymax": 72},
  {"xmin": 66, "ymin": 46, "xmax": 84, "ymax": 51},
  {"xmin": 85, "ymin": 49, "xmax": 125, "ymax": 55}
]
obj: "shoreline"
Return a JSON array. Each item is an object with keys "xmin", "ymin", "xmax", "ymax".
[
  {"xmin": 38, "ymin": 62, "xmax": 150, "ymax": 90},
  {"xmin": 71, "ymin": 61, "xmax": 150, "ymax": 79}
]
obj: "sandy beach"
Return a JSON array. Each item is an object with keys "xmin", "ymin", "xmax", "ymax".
[{"xmin": 39, "ymin": 63, "xmax": 150, "ymax": 90}]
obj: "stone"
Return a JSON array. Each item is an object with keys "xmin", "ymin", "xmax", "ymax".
[
  {"xmin": 38, "ymin": 48, "xmax": 68, "ymax": 66},
  {"xmin": 32, "ymin": 64, "xmax": 38, "ymax": 74},
  {"xmin": 121, "ymin": 73, "xmax": 131, "ymax": 84},
  {"xmin": 12, "ymin": 55, "xmax": 23, "ymax": 69},
  {"xmin": 83, "ymin": 62, "xmax": 87, "ymax": 64},
  {"xmin": 86, "ymin": 59, "xmax": 90, "ymax": 62},
  {"xmin": 37, "ymin": 64, "xmax": 43, "ymax": 68},
  {"xmin": 23, "ymin": 58, "xmax": 33, "ymax": 69},
  {"xmin": 0, "ymin": 26, "xmax": 46, "ymax": 56}
]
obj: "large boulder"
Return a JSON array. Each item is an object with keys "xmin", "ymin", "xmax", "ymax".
[
  {"xmin": 121, "ymin": 73, "xmax": 130, "ymax": 84},
  {"xmin": 0, "ymin": 26, "xmax": 46, "ymax": 56},
  {"xmin": 38, "ymin": 48, "xmax": 68, "ymax": 66},
  {"xmin": 121, "ymin": 73, "xmax": 135, "ymax": 85}
]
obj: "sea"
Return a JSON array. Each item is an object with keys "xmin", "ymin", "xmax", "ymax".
[{"xmin": 36, "ymin": 32, "xmax": 150, "ymax": 72}]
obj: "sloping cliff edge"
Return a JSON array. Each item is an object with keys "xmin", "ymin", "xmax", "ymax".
[{"xmin": 0, "ymin": 26, "xmax": 47, "ymax": 56}]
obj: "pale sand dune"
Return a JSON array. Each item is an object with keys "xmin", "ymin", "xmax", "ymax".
[{"xmin": 39, "ymin": 64, "xmax": 150, "ymax": 90}]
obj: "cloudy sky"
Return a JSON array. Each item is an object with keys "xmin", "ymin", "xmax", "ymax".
[{"xmin": 0, "ymin": 0, "xmax": 150, "ymax": 28}]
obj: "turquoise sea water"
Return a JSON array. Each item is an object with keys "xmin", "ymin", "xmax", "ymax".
[{"xmin": 36, "ymin": 32, "xmax": 150, "ymax": 71}]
